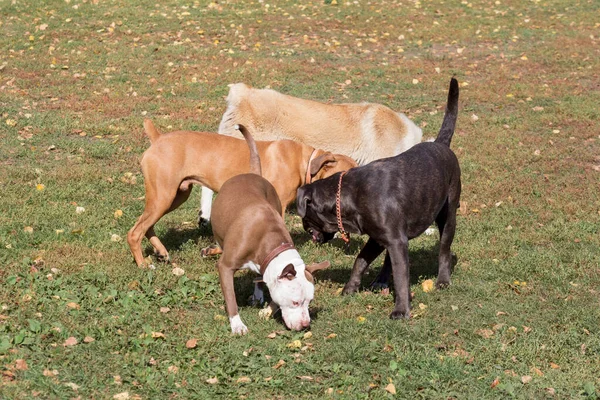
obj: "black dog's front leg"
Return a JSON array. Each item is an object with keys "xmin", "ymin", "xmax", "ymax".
[
  {"xmin": 342, "ymin": 238, "xmax": 384, "ymax": 295},
  {"xmin": 388, "ymin": 237, "xmax": 411, "ymax": 319}
]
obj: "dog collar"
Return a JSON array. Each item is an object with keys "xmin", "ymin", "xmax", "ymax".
[
  {"xmin": 305, "ymin": 149, "xmax": 318, "ymax": 184},
  {"xmin": 260, "ymin": 242, "xmax": 296, "ymax": 271},
  {"xmin": 336, "ymin": 171, "xmax": 350, "ymax": 244}
]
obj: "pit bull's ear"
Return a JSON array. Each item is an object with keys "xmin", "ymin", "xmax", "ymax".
[
  {"xmin": 278, "ymin": 264, "xmax": 297, "ymax": 281},
  {"xmin": 304, "ymin": 261, "xmax": 331, "ymax": 283},
  {"xmin": 296, "ymin": 187, "xmax": 311, "ymax": 218},
  {"xmin": 309, "ymin": 152, "xmax": 337, "ymax": 178}
]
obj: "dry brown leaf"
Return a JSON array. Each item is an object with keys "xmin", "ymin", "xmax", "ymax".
[
  {"xmin": 168, "ymin": 365, "xmax": 179, "ymax": 374},
  {"xmin": 267, "ymin": 332, "xmax": 277, "ymax": 339},
  {"xmin": 273, "ymin": 359, "xmax": 286, "ymax": 369},
  {"xmin": 237, "ymin": 376, "xmax": 251, "ymax": 384},
  {"xmin": 521, "ymin": 375, "xmax": 532, "ymax": 384},
  {"xmin": 297, "ymin": 375, "xmax": 313, "ymax": 381},
  {"xmin": 550, "ymin": 362, "xmax": 560, "ymax": 369},
  {"xmin": 385, "ymin": 383, "xmax": 396, "ymax": 394},
  {"xmin": 15, "ymin": 359, "xmax": 28, "ymax": 371},
  {"xmin": 186, "ymin": 338, "xmax": 198, "ymax": 349},
  {"xmin": 64, "ymin": 336, "xmax": 78, "ymax": 346},
  {"xmin": 206, "ymin": 377, "xmax": 219, "ymax": 384},
  {"xmin": 531, "ymin": 367, "xmax": 544, "ymax": 376},
  {"xmin": 326, "ymin": 333, "xmax": 337, "ymax": 339},
  {"xmin": 490, "ymin": 377, "xmax": 500, "ymax": 388},
  {"xmin": 83, "ymin": 336, "xmax": 95, "ymax": 343},
  {"xmin": 476, "ymin": 329, "xmax": 494, "ymax": 339},
  {"xmin": 113, "ymin": 392, "xmax": 129, "ymax": 400},
  {"xmin": 66, "ymin": 302, "xmax": 80, "ymax": 310},
  {"xmin": 151, "ymin": 332, "xmax": 165, "ymax": 339}
]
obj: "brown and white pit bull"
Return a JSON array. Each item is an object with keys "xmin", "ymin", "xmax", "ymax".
[
  {"xmin": 127, "ymin": 120, "xmax": 356, "ymax": 267},
  {"xmin": 210, "ymin": 124, "xmax": 329, "ymax": 334}
]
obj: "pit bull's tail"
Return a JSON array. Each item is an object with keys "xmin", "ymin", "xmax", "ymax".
[
  {"xmin": 236, "ymin": 124, "xmax": 262, "ymax": 176},
  {"xmin": 434, "ymin": 77, "xmax": 459, "ymax": 148},
  {"xmin": 143, "ymin": 119, "xmax": 161, "ymax": 143}
]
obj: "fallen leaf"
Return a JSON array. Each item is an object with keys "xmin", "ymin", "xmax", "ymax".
[
  {"xmin": 357, "ymin": 316, "xmax": 366, "ymax": 323},
  {"xmin": 206, "ymin": 377, "xmax": 219, "ymax": 384},
  {"xmin": 385, "ymin": 383, "xmax": 396, "ymax": 394},
  {"xmin": 83, "ymin": 336, "xmax": 95, "ymax": 343},
  {"xmin": 15, "ymin": 359, "xmax": 28, "ymax": 371},
  {"xmin": 531, "ymin": 367, "xmax": 544, "ymax": 376},
  {"xmin": 75, "ymin": 206, "xmax": 85, "ymax": 214},
  {"xmin": 267, "ymin": 332, "xmax": 277, "ymax": 339},
  {"xmin": 273, "ymin": 359, "xmax": 286, "ymax": 369},
  {"xmin": 550, "ymin": 362, "xmax": 560, "ymax": 369},
  {"xmin": 490, "ymin": 377, "xmax": 500, "ymax": 388},
  {"xmin": 421, "ymin": 279, "xmax": 434, "ymax": 293},
  {"xmin": 418, "ymin": 303, "xmax": 427, "ymax": 310},
  {"xmin": 168, "ymin": 365, "xmax": 178, "ymax": 374},
  {"xmin": 23, "ymin": 226, "xmax": 33, "ymax": 233},
  {"xmin": 287, "ymin": 340, "xmax": 302, "ymax": 349},
  {"xmin": 63, "ymin": 337, "xmax": 78, "ymax": 346},
  {"xmin": 114, "ymin": 209, "xmax": 123, "ymax": 218},
  {"xmin": 64, "ymin": 382, "xmax": 80, "ymax": 391},
  {"xmin": 172, "ymin": 267, "xmax": 185, "ymax": 276},
  {"xmin": 236, "ymin": 376, "xmax": 251, "ymax": 383},
  {"xmin": 113, "ymin": 392, "xmax": 129, "ymax": 400},
  {"xmin": 151, "ymin": 332, "xmax": 165, "ymax": 339},
  {"xmin": 43, "ymin": 369, "xmax": 59, "ymax": 376},
  {"xmin": 303, "ymin": 331, "xmax": 313, "ymax": 339},
  {"xmin": 111, "ymin": 234, "xmax": 122, "ymax": 242},
  {"xmin": 326, "ymin": 333, "xmax": 337, "ymax": 339},
  {"xmin": 66, "ymin": 302, "xmax": 80, "ymax": 310},
  {"xmin": 521, "ymin": 375, "xmax": 532, "ymax": 384},
  {"xmin": 186, "ymin": 338, "xmax": 198, "ymax": 349},
  {"xmin": 160, "ymin": 307, "xmax": 170, "ymax": 313},
  {"xmin": 36, "ymin": 183, "xmax": 46, "ymax": 191},
  {"xmin": 412, "ymin": 78, "xmax": 419, "ymax": 85},
  {"xmin": 476, "ymin": 329, "xmax": 494, "ymax": 339},
  {"xmin": 297, "ymin": 375, "xmax": 313, "ymax": 381}
]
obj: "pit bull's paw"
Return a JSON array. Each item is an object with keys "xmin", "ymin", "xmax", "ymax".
[
  {"xmin": 229, "ymin": 315, "xmax": 249, "ymax": 335},
  {"xmin": 369, "ymin": 280, "xmax": 389, "ymax": 291},
  {"xmin": 389, "ymin": 310, "xmax": 411, "ymax": 320}
]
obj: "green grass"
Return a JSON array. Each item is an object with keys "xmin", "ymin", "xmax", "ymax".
[{"xmin": 1, "ymin": 0, "xmax": 600, "ymax": 398}]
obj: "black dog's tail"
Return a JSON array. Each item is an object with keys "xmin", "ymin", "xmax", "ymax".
[
  {"xmin": 434, "ymin": 77, "xmax": 459, "ymax": 147},
  {"xmin": 236, "ymin": 124, "xmax": 262, "ymax": 176}
]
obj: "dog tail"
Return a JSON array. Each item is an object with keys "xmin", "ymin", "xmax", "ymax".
[
  {"xmin": 434, "ymin": 77, "xmax": 459, "ymax": 147},
  {"xmin": 236, "ymin": 124, "xmax": 262, "ymax": 176},
  {"xmin": 143, "ymin": 119, "xmax": 161, "ymax": 143}
]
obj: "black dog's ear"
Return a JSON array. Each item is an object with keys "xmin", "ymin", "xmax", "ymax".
[{"xmin": 296, "ymin": 187, "xmax": 312, "ymax": 218}]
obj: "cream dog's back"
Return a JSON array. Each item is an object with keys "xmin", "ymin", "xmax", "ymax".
[{"xmin": 218, "ymin": 83, "xmax": 422, "ymax": 165}]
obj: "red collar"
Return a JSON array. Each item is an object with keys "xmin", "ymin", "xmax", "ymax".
[
  {"xmin": 304, "ymin": 149, "xmax": 318, "ymax": 184},
  {"xmin": 336, "ymin": 171, "xmax": 350, "ymax": 243},
  {"xmin": 260, "ymin": 242, "xmax": 296, "ymax": 271}
]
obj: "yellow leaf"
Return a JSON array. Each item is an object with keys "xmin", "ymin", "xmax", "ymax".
[
  {"xmin": 303, "ymin": 331, "xmax": 313, "ymax": 339},
  {"xmin": 287, "ymin": 340, "xmax": 302, "ymax": 349},
  {"xmin": 36, "ymin": 183, "xmax": 46, "ymax": 191},
  {"xmin": 385, "ymin": 383, "xmax": 396, "ymax": 394},
  {"xmin": 151, "ymin": 331, "xmax": 165, "ymax": 339},
  {"xmin": 357, "ymin": 316, "xmax": 366, "ymax": 323},
  {"xmin": 114, "ymin": 209, "xmax": 123, "ymax": 218},
  {"xmin": 421, "ymin": 279, "xmax": 434, "ymax": 293},
  {"xmin": 326, "ymin": 333, "xmax": 337, "ymax": 339}
]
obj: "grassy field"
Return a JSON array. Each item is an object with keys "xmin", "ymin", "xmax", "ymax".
[{"xmin": 1, "ymin": 0, "xmax": 600, "ymax": 398}]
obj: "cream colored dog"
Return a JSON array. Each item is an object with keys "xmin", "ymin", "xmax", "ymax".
[{"xmin": 199, "ymin": 82, "xmax": 422, "ymax": 222}]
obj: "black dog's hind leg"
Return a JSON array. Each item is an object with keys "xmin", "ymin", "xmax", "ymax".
[
  {"xmin": 370, "ymin": 251, "xmax": 392, "ymax": 290},
  {"xmin": 435, "ymin": 200, "xmax": 455, "ymax": 288},
  {"xmin": 342, "ymin": 238, "xmax": 384, "ymax": 295}
]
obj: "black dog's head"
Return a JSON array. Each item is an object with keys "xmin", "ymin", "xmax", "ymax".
[{"xmin": 296, "ymin": 178, "xmax": 339, "ymax": 244}]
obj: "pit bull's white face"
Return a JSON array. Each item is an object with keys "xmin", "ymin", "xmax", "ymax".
[{"xmin": 263, "ymin": 251, "xmax": 315, "ymax": 331}]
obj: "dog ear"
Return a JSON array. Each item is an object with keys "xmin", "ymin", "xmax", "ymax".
[
  {"xmin": 304, "ymin": 261, "xmax": 331, "ymax": 283},
  {"xmin": 278, "ymin": 264, "xmax": 297, "ymax": 281},
  {"xmin": 296, "ymin": 187, "xmax": 311, "ymax": 218},
  {"xmin": 309, "ymin": 152, "xmax": 337, "ymax": 178}
]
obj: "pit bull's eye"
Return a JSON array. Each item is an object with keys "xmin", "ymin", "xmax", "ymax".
[{"xmin": 292, "ymin": 301, "xmax": 301, "ymax": 307}]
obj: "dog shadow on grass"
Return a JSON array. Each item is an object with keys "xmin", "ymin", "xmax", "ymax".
[{"xmin": 308, "ymin": 242, "xmax": 458, "ymax": 290}]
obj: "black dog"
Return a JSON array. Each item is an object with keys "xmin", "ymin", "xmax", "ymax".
[{"xmin": 297, "ymin": 78, "xmax": 460, "ymax": 319}]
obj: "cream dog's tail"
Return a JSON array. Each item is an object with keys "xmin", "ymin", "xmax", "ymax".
[
  {"xmin": 236, "ymin": 124, "xmax": 262, "ymax": 176},
  {"xmin": 143, "ymin": 119, "xmax": 161, "ymax": 143}
]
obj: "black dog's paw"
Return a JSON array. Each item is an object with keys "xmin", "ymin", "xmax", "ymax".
[
  {"xmin": 436, "ymin": 279, "xmax": 451, "ymax": 289},
  {"xmin": 389, "ymin": 310, "xmax": 410, "ymax": 320},
  {"xmin": 341, "ymin": 283, "xmax": 359, "ymax": 295}
]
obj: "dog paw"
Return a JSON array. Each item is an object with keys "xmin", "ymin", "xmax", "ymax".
[
  {"xmin": 341, "ymin": 283, "xmax": 359, "ymax": 295},
  {"xmin": 201, "ymin": 244, "xmax": 222, "ymax": 258},
  {"xmin": 230, "ymin": 315, "xmax": 249, "ymax": 335},
  {"xmin": 436, "ymin": 280, "xmax": 451, "ymax": 289},
  {"xmin": 154, "ymin": 253, "xmax": 170, "ymax": 264},
  {"xmin": 389, "ymin": 310, "xmax": 410, "ymax": 320}
]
